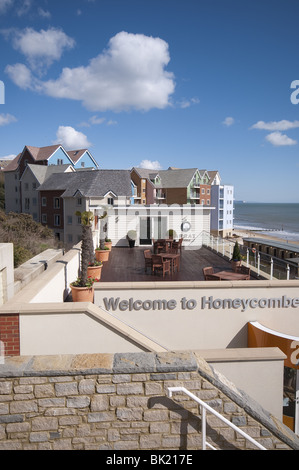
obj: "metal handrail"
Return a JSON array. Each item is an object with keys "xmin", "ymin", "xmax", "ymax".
[{"xmin": 167, "ymin": 387, "xmax": 266, "ymax": 450}]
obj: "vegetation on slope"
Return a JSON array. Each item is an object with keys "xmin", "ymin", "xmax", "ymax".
[{"xmin": 0, "ymin": 210, "xmax": 59, "ymax": 267}]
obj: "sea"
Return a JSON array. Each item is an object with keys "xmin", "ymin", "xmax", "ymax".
[{"xmin": 233, "ymin": 202, "xmax": 299, "ymax": 243}]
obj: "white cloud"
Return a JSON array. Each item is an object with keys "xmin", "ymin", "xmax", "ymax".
[
  {"xmin": 0, "ymin": 0, "xmax": 13, "ymax": 13},
  {"xmin": 5, "ymin": 63, "xmax": 33, "ymax": 89},
  {"xmin": 16, "ymin": 0, "xmax": 32, "ymax": 16},
  {"xmin": 7, "ymin": 31, "xmax": 175, "ymax": 112},
  {"xmin": 79, "ymin": 115, "xmax": 110, "ymax": 127},
  {"xmin": 38, "ymin": 8, "xmax": 51, "ymax": 18},
  {"xmin": 265, "ymin": 131, "xmax": 297, "ymax": 147},
  {"xmin": 251, "ymin": 120, "xmax": 299, "ymax": 131},
  {"xmin": 6, "ymin": 27, "xmax": 75, "ymax": 72},
  {"xmin": 177, "ymin": 97, "xmax": 200, "ymax": 109},
  {"xmin": 139, "ymin": 159, "xmax": 162, "ymax": 170},
  {"xmin": 222, "ymin": 116, "xmax": 234, "ymax": 127},
  {"xmin": 0, "ymin": 154, "xmax": 15, "ymax": 160},
  {"xmin": 89, "ymin": 115, "xmax": 106, "ymax": 125},
  {"xmin": 53, "ymin": 126, "xmax": 91, "ymax": 150},
  {"xmin": 0, "ymin": 113, "xmax": 17, "ymax": 126}
]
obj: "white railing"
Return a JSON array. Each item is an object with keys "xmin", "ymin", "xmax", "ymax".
[
  {"xmin": 196, "ymin": 231, "xmax": 298, "ymax": 280},
  {"xmin": 167, "ymin": 387, "xmax": 266, "ymax": 450}
]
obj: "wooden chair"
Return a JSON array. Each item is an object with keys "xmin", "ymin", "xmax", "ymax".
[
  {"xmin": 143, "ymin": 250, "xmax": 152, "ymax": 272},
  {"xmin": 178, "ymin": 238, "xmax": 183, "ymax": 252},
  {"xmin": 152, "ymin": 255, "xmax": 171, "ymax": 277},
  {"xmin": 154, "ymin": 240, "xmax": 166, "ymax": 254},
  {"xmin": 236, "ymin": 265, "xmax": 251, "ymax": 279},
  {"xmin": 171, "ymin": 241, "xmax": 179, "ymax": 254},
  {"xmin": 203, "ymin": 267, "xmax": 214, "ymax": 280}
]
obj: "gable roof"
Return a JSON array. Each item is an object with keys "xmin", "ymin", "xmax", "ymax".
[
  {"xmin": 21, "ymin": 163, "xmax": 74, "ymax": 185},
  {"xmin": 67, "ymin": 149, "xmax": 99, "ymax": 168},
  {"xmin": 3, "ymin": 153, "xmax": 22, "ymax": 172},
  {"xmin": 38, "ymin": 169, "xmax": 132, "ymax": 198},
  {"xmin": 25, "ymin": 145, "xmax": 64, "ymax": 161},
  {"xmin": 3, "ymin": 144, "xmax": 99, "ymax": 172},
  {"xmin": 156, "ymin": 168, "xmax": 199, "ymax": 188},
  {"xmin": 3, "ymin": 145, "xmax": 72, "ymax": 172}
]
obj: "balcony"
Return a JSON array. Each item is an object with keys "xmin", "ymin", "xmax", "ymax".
[{"xmin": 155, "ymin": 191, "xmax": 166, "ymax": 200}]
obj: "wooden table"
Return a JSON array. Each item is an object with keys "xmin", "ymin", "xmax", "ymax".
[
  {"xmin": 212, "ymin": 270, "xmax": 249, "ymax": 281},
  {"xmin": 154, "ymin": 239, "xmax": 176, "ymax": 253},
  {"xmin": 160, "ymin": 253, "xmax": 180, "ymax": 273}
]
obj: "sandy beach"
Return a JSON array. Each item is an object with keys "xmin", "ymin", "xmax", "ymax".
[{"xmin": 230, "ymin": 228, "xmax": 299, "ymax": 247}]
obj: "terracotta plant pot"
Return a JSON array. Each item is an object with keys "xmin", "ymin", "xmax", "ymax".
[
  {"xmin": 70, "ymin": 285, "xmax": 94, "ymax": 302},
  {"xmin": 87, "ymin": 264, "xmax": 102, "ymax": 280},
  {"xmin": 95, "ymin": 249, "xmax": 110, "ymax": 262},
  {"xmin": 105, "ymin": 242, "xmax": 112, "ymax": 251},
  {"xmin": 231, "ymin": 260, "xmax": 242, "ymax": 272}
]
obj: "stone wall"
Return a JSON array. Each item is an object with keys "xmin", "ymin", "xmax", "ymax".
[{"xmin": 0, "ymin": 351, "xmax": 298, "ymax": 451}]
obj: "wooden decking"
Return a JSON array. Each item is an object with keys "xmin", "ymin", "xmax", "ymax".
[{"xmin": 100, "ymin": 246, "xmax": 233, "ymax": 283}]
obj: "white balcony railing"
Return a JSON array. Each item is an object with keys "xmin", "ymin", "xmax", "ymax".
[{"xmin": 168, "ymin": 387, "xmax": 266, "ymax": 450}]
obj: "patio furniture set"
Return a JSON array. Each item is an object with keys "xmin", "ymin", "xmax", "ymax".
[
  {"xmin": 144, "ymin": 238, "xmax": 183, "ymax": 277},
  {"xmin": 202, "ymin": 265, "xmax": 251, "ymax": 281}
]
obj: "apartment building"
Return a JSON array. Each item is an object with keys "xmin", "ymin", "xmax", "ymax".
[
  {"xmin": 131, "ymin": 167, "xmax": 212, "ymax": 206},
  {"xmin": 3, "ymin": 144, "xmax": 99, "ymax": 214},
  {"xmin": 210, "ymin": 184, "xmax": 234, "ymax": 237},
  {"xmin": 21, "ymin": 164, "xmax": 75, "ymax": 222},
  {"xmin": 131, "ymin": 166, "xmax": 234, "ymax": 237},
  {"xmin": 38, "ymin": 169, "xmax": 132, "ymax": 244}
]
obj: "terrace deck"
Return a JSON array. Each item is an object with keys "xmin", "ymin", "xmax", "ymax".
[{"xmin": 100, "ymin": 245, "xmax": 233, "ymax": 283}]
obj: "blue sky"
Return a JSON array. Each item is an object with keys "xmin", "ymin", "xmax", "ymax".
[{"xmin": 1, "ymin": 0, "xmax": 299, "ymax": 202}]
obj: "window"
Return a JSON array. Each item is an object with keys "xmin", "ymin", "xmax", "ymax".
[
  {"xmin": 53, "ymin": 197, "xmax": 60, "ymax": 209},
  {"xmin": 54, "ymin": 214, "xmax": 60, "ymax": 226},
  {"xmin": 77, "ymin": 197, "xmax": 82, "ymax": 206},
  {"xmin": 42, "ymin": 197, "xmax": 47, "ymax": 207},
  {"xmin": 42, "ymin": 214, "xmax": 47, "ymax": 224},
  {"xmin": 201, "ymin": 188, "xmax": 205, "ymax": 194},
  {"xmin": 32, "ymin": 182, "xmax": 37, "ymax": 190},
  {"xmin": 57, "ymin": 159, "xmax": 63, "ymax": 165},
  {"xmin": 81, "ymin": 162, "xmax": 85, "ymax": 168},
  {"xmin": 24, "ymin": 198, "xmax": 30, "ymax": 210},
  {"xmin": 67, "ymin": 216, "xmax": 72, "ymax": 225},
  {"xmin": 107, "ymin": 197, "xmax": 114, "ymax": 205},
  {"xmin": 24, "ymin": 183, "xmax": 29, "ymax": 191}
]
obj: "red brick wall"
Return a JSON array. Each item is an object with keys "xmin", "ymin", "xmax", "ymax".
[{"xmin": 0, "ymin": 314, "xmax": 20, "ymax": 356}]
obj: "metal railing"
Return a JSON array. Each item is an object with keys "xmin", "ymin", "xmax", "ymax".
[
  {"xmin": 196, "ymin": 231, "xmax": 299, "ymax": 280},
  {"xmin": 167, "ymin": 387, "xmax": 266, "ymax": 450}
]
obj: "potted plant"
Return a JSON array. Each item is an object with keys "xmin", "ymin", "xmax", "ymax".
[
  {"xmin": 70, "ymin": 210, "xmax": 99, "ymax": 302},
  {"xmin": 95, "ymin": 244, "xmax": 110, "ymax": 262},
  {"xmin": 127, "ymin": 230, "xmax": 137, "ymax": 248},
  {"xmin": 105, "ymin": 237, "xmax": 112, "ymax": 251},
  {"xmin": 87, "ymin": 259, "xmax": 103, "ymax": 279},
  {"xmin": 231, "ymin": 241, "xmax": 242, "ymax": 272},
  {"xmin": 95, "ymin": 209, "xmax": 110, "ymax": 261},
  {"xmin": 167, "ymin": 229, "xmax": 177, "ymax": 240}
]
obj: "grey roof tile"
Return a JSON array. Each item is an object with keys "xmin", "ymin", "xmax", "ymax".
[{"xmin": 38, "ymin": 169, "xmax": 132, "ymax": 197}]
